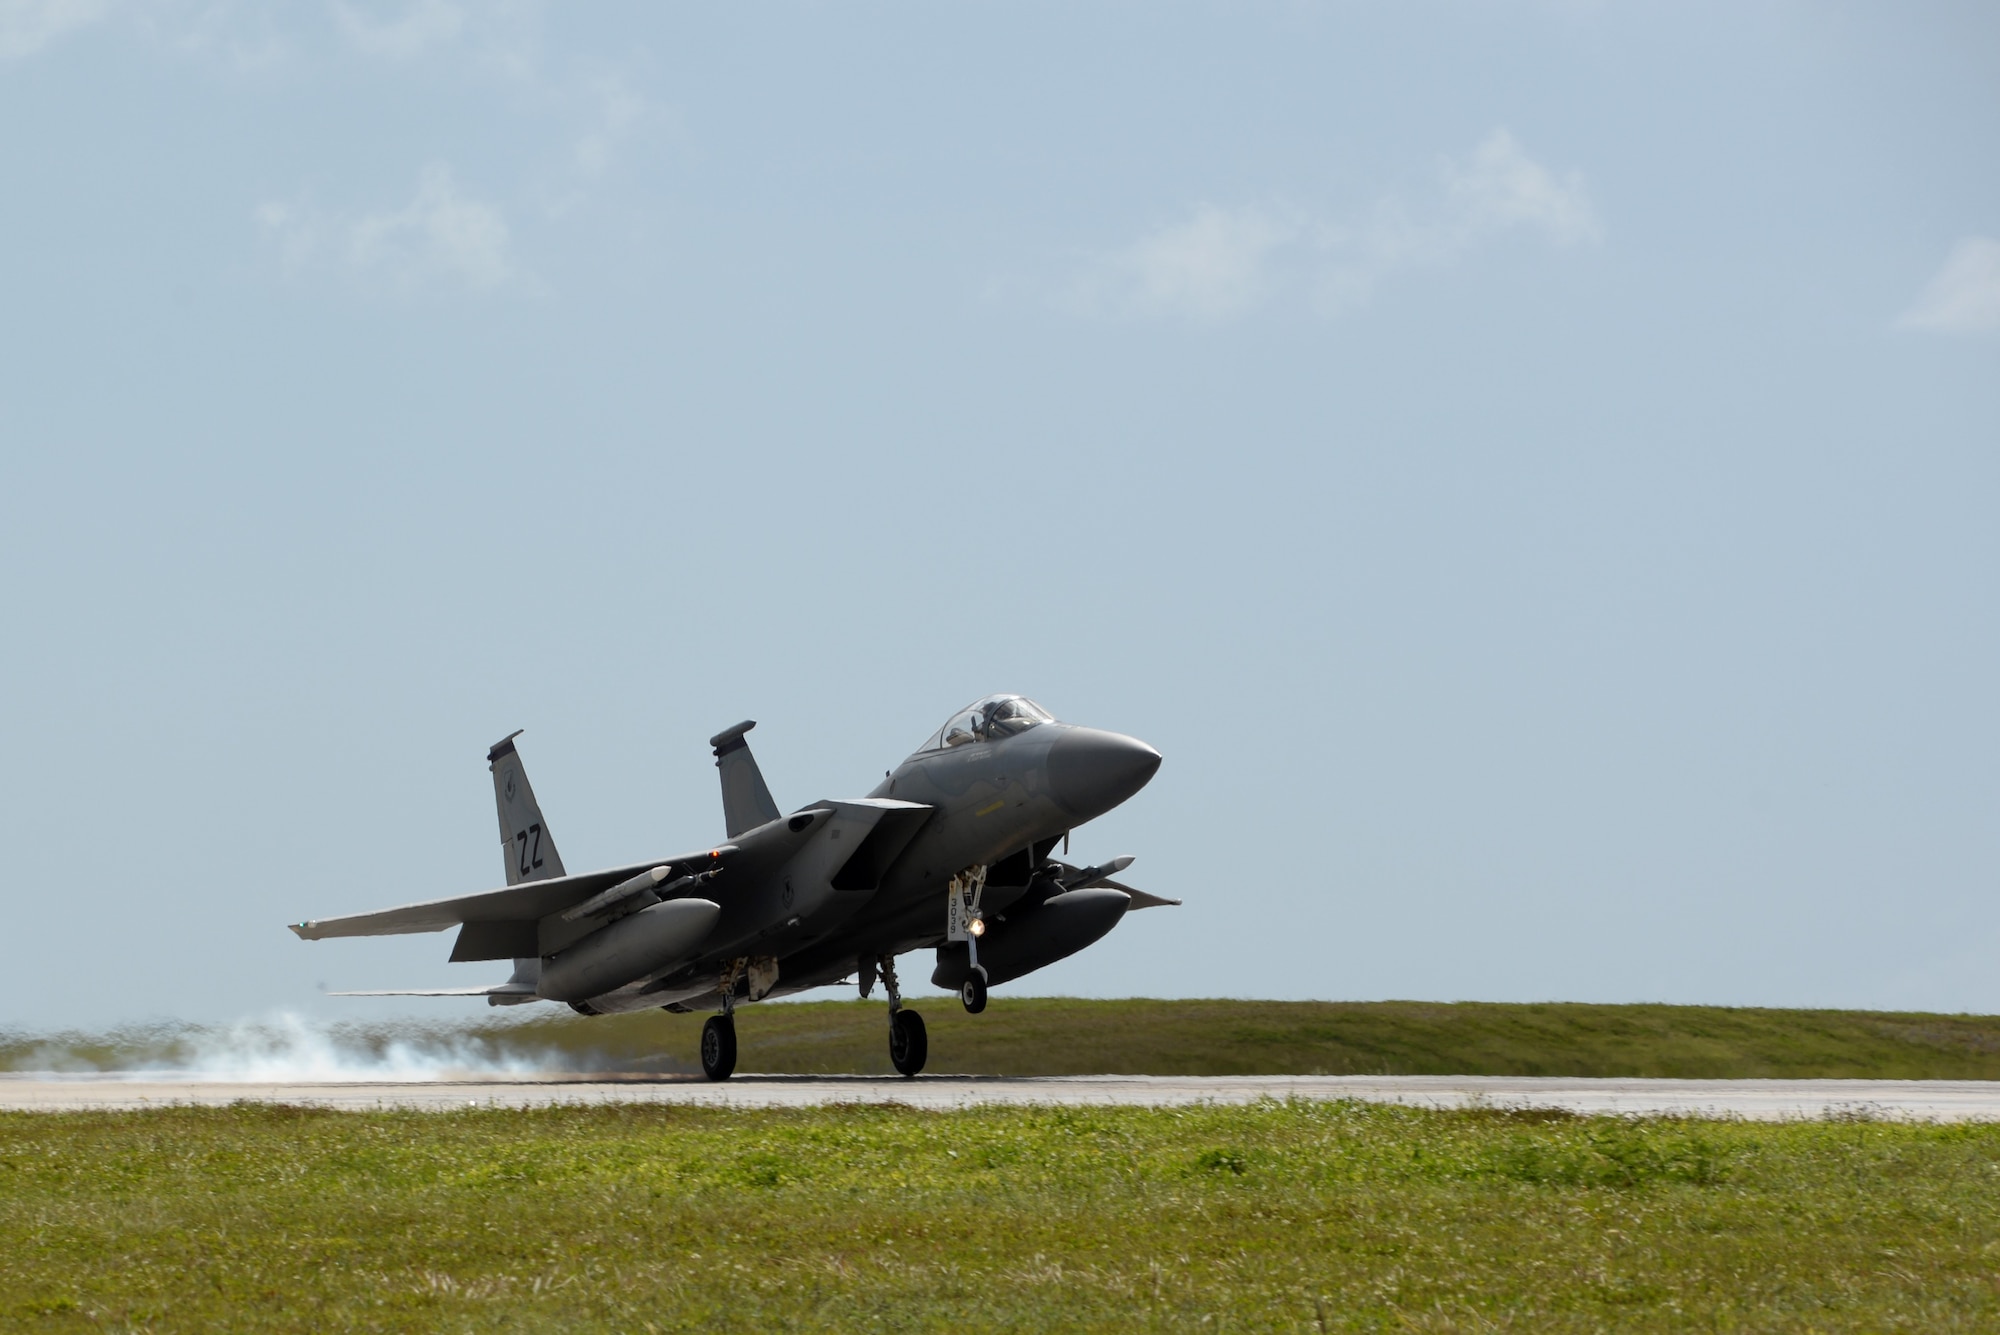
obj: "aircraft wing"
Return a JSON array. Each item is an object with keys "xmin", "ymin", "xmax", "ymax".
[
  {"xmin": 290, "ymin": 847, "xmax": 734, "ymax": 940},
  {"xmin": 289, "ymin": 797, "xmax": 906, "ymax": 943}
]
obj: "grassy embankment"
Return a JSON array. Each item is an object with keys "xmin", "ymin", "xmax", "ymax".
[
  {"xmin": 14, "ymin": 998, "xmax": 1998, "ymax": 1079},
  {"xmin": 7, "ymin": 1101, "xmax": 2000, "ymax": 1331},
  {"xmin": 550, "ymin": 998, "xmax": 2000, "ymax": 1079}
]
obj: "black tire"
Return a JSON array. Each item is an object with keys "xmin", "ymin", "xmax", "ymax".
[
  {"xmin": 960, "ymin": 967, "xmax": 988, "ymax": 1015},
  {"xmin": 700, "ymin": 1014, "xmax": 737, "ymax": 1082},
  {"xmin": 888, "ymin": 1008, "xmax": 928, "ymax": 1078}
]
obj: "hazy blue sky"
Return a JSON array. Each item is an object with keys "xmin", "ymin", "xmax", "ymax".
[{"xmin": 1, "ymin": 1, "xmax": 1995, "ymax": 1028}]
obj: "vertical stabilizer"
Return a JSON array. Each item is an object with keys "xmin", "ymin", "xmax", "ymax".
[
  {"xmin": 710, "ymin": 720, "xmax": 780, "ymax": 837},
  {"xmin": 488, "ymin": 731, "xmax": 569, "ymax": 887}
]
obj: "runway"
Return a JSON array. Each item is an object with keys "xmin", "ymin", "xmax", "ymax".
[{"xmin": 6, "ymin": 1073, "xmax": 2000, "ymax": 1119}]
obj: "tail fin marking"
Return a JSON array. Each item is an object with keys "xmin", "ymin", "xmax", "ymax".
[{"xmin": 488, "ymin": 731, "xmax": 569, "ymax": 887}]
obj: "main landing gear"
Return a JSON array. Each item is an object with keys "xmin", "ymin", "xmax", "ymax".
[
  {"xmin": 876, "ymin": 954, "xmax": 927, "ymax": 1078},
  {"xmin": 889, "ymin": 1010, "xmax": 927, "ymax": 1078},
  {"xmin": 700, "ymin": 1014, "xmax": 736, "ymax": 1082},
  {"xmin": 702, "ymin": 959, "xmax": 743, "ymax": 1081}
]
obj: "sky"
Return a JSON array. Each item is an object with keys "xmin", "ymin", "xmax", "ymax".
[{"xmin": 0, "ymin": 0, "xmax": 1995, "ymax": 1029}]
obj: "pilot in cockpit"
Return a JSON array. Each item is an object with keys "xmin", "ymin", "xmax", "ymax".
[
  {"xmin": 936, "ymin": 694, "xmax": 1054, "ymax": 748},
  {"xmin": 979, "ymin": 697, "xmax": 1046, "ymax": 739}
]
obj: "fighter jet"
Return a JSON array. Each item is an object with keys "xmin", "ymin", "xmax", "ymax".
[{"xmin": 290, "ymin": 695, "xmax": 1172, "ymax": 1079}]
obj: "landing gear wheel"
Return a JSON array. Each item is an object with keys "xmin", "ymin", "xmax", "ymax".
[
  {"xmin": 700, "ymin": 1014, "xmax": 737, "ymax": 1082},
  {"xmin": 888, "ymin": 1009, "xmax": 927, "ymax": 1078},
  {"xmin": 960, "ymin": 967, "xmax": 988, "ymax": 1015}
]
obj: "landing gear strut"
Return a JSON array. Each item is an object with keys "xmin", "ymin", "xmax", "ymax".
[
  {"xmin": 879, "ymin": 954, "xmax": 927, "ymax": 1078},
  {"xmin": 948, "ymin": 866, "xmax": 990, "ymax": 1015},
  {"xmin": 702, "ymin": 960, "xmax": 743, "ymax": 1082}
]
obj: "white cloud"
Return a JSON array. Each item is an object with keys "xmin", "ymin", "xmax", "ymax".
[
  {"xmin": 258, "ymin": 165, "xmax": 521, "ymax": 294},
  {"xmin": 1896, "ymin": 237, "xmax": 2000, "ymax": 334},
  {"xmin": 254, "ymin": 199, "xmax": 320, "ymax": 272},
  {"xmin": 152, "ymin": 2, "xmax": 291, "ymax": 72},
  {"xmin": 330, "ymin": 0, "xmax": 465, "ymax": 61},
  {"xmin": 1444, "ymin": 129, "xmax": 1602, "ymax": 247},
  {"xmin": 569, "ymin": 74, "xmax": 649, "ymax": 180},
  {"xmin": 1067, "ymin": 128, "xmax": 1601, "ymax": 322},
  {"xmin": 330, "ymin": 0, "xmax": 546, "ymax": 82},
  {"xmin": 328, "ymin": 4, "xmax": 656, "ymax": 196},
  {"xmin": 1099, "ymin": 205, "xmax": 1301, "ymax": 320},
  {"xmin": 0, "ymin": 0, "xmax": 107, "ymax": 60},
  {"xmin": 0, "ymin": 0, "xmax": 294, "ymax": 70},
  {"xmin": 349, "ymin": 166, "xmax": 513, "ymax": 288}
]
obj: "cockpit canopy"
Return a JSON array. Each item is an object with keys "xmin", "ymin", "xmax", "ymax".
[{"xmin": 914, "ymin": 694, "xmax": 1056, "ymax": 753}]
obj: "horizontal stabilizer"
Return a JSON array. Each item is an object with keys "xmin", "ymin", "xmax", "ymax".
[
  {"xmin": 328, "ymin": 982, "xmax": 537, "ymax": 998},
  {"xmin": 332, "ymin": 955, "xmax": 540, "ymax": 1004}
]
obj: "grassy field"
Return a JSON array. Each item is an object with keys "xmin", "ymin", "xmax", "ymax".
[
  {"xmin": 6, "ymin": 1101, "xmax": 2000, "ymax": 1331},
  {"xmin": 14, "ymin": 998, "xmax": 2000, "ymax": 1080},
  {"xmin": 565, "ymin": 998, "xmax": 2000, "ymax": 1079}
]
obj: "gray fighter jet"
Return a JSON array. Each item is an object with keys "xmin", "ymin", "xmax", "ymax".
[{"xmin": 290, "ymin": 695, "xmax": 1171, "ymax": 1079}]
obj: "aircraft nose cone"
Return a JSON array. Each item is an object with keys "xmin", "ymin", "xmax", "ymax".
[{"xmin": 1047, "ymin": 728, "xmax": 1162, "ymax": 820}]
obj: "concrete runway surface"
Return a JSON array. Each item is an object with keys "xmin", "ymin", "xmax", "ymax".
[{"xmin": 6, "ymin": 1073, "xmax": 2000, "ymax": 1119}]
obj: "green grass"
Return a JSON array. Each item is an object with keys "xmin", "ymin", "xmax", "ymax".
[
  {"xmin": 6, "ymin": 1101, "xmax": 2000, "ymax": 1331},
  {"xmin": 627, "ymin": 998, "xmax": 2000, "ymax": 1079},
  {"xmin": 17, "ymin": 998, "xmax": 1994, "ymax": 1080},
  {"xmin": 19, "ymin": 999, "xmax": 2000, "ymax": 1087}
]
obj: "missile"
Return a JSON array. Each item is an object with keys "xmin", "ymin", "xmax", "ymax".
[
  {"xmin": 560, "ymin": 848, "xmax": 735, "ymax": 923},
  {"xmin": 561, "ymin": 866, "xmax": 673, "ymax": 922},
  {"xmin": 1062, "ymin": 855, "xmax": 1135, "ymax": 889}
]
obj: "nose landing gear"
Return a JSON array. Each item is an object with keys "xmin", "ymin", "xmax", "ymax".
[
  {"xmin": 948, "ymin": 866, "xmax": 991, "ymax": 1014},
  {"xmin": 879, "ymin": 954, "xmax": 927, "ymax": 1078}
]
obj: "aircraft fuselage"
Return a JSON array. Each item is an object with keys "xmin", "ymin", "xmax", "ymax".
[
  {"xmin": 572, "ymin": 715, "xmax": 1160, "ymax": 1014},
  {"xmin": 293, "ymin": 693, "xmax": 1167, "ymax": 1080}
]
